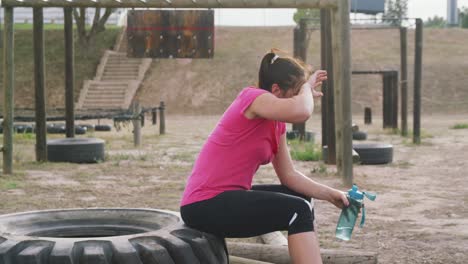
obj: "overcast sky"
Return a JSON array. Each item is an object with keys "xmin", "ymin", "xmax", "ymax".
[{"xmin": 214, "ymin": 0, "xmax": 468, "ymax": 26}]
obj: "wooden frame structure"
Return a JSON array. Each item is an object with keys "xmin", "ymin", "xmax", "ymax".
[{"xmin": 2, "ymin": 0, "xmax": 353, "ymax": 185}]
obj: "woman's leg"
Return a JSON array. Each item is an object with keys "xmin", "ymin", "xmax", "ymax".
[
  {"xmin": 288, "ymin": 232, "xmax": 323, "ymax": 264},
  {"xmin": 252, "ymin": 184, "xmax": 322, "ymax": 264},
  {"xmin": 181, "ymin": 189, "xmax": 313, "ymax": 238}
]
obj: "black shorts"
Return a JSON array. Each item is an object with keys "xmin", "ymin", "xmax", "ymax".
[{"xmin": 180, "ymin": 184, "xmax": 314, "ymax": 238}]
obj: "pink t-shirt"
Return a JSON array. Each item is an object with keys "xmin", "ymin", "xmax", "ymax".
[{"xmin": 181, "ymin": 87, "xmax": 286, "ymax": 206}]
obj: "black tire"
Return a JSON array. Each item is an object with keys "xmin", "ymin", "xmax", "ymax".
[
  {"xmin": 75, "ymin": 126, "xmax": 87, "ymax": 135},
  {"xmin": 47, "ymin": 124, "xmax": 66, "ymax": 134},
  {"xmin": 47, "ymin": 138, "xmax": 105, "ymax": 163},
  {"xmin": 0, "ymin": 208, "xmax": 228, "ymax": 264},
  {"xmin": 353, "ymin": 131, "xmax": 368, "ymax": 140},
  {"xmin": 353, "ymin": 143, "xmax": 393, "ymax": 165},
  {"xmin": 14, "ymin": 124, "xmax": 33, "ymax": 134},
  {"xmin": 95, "ymin": 124, "xmax": 112, "ymax": 132}
]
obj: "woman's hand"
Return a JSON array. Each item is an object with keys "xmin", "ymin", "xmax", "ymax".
[
  {"xmin": 329, "ymin": 189, "xmax": 349, "ymax": 209},
  {"xmin": 307, "ymin": 70, "xmax": 327, "ymax": 98}
]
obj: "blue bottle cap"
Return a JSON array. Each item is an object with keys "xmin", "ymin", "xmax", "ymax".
[{"xmin": 348, "ymin": 184, "xmax": 364, "ymax": 200}]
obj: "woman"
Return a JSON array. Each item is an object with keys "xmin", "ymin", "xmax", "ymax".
[{"xmin": 180, "ymin": 49, "xmax": 349, "ymax": 264}]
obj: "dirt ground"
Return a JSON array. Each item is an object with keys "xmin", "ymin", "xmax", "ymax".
[{"xmin": 0, "ymin": 113, "xmax": 467, "ymax": 263}]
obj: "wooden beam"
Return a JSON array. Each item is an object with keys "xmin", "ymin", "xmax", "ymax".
[
  {"xmin": 227, "ymin": 242, "xmax": 378, "ymax": 264},
  {"xmin": 2, "ymin": 0, "xmax": 339, "ymax": 8},
  {"xmin": 3, "ymin": 7, "xmax": 14, "ymax": 174},
  {"xmin": 413, "ymin": 19, "xmax": 423, "ymax": 144},
  {"xmin": 230, "ymin": 256, "xmax": 273, "ymax": 264},
  {"xmin": 330, "ymin": 0, "xmax": 353, "ymax": 186},
  {"xmin": 33, "ymin": 7, "xmax": 48, "ymax": 162},
  {"xmin": 64, "ymin": 7, "xmax": 75, "ymax": 138}
]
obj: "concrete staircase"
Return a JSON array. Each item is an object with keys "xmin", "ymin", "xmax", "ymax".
[{"xmin": 77, "ymin": 29, "xmax": 152, "ymax": 110}]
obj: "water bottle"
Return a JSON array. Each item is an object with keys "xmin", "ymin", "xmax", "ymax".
[{"xmin": 335, "ymin": 185, "xmax": 376, "ymax": 241}]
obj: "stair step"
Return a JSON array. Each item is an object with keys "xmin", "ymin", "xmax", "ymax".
[
  {"xmin": 86, "ymin": 93, "xmax": 125, "ymax": 98},
  {"xmin": 101, "ymin": 77, "xmax": 138, "ymax": 80}
]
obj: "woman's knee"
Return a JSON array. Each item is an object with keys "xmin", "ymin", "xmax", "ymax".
[{"xmin": 288, "ymin": 199, "xmax": 315, "ymax": 235}]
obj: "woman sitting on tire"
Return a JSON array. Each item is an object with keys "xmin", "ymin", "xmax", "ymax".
[{"xmin": 180, "ymin": 49, "xmax": 349, "ymax": 264}]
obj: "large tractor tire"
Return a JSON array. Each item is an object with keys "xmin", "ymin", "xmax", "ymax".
[
  {"xmin": 0, "ymin": 208, "xmax": 228, "ymax": 264},
  {"xmin": 353, "ymin": 143, "xmax": 393, "ymax": 165},
  {"xmin": 47, "ymin": 138, "xmax": 105, "ymax": 163}
]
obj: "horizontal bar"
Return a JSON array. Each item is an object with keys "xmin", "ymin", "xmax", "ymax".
[
  {"xmin": 2, "ymin": 0, "xmax": 338, "ymax": 8},
  {"xmin": 352, "ymin": 70, "xmax": 398, "ymax": 75}
]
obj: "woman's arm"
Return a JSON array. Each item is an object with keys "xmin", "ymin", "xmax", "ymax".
[
  {"xmin": 245, "ymin": 70, "xmax": 327, "ymax": 123},
  {"xmin": 272, "ymin": 134, "xmax": 349, "ymax": 209}
]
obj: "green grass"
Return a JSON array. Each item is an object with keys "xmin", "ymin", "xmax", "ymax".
[
  {"xmin": 289, "ymin": 140, "xmax": 322, "ymax": 161},
  {"xmin": 0, "ymin": 27, "xmax": 121, "ymax": 109},
  {"xmin": 451, "ymin": 123, "xmax": 468, "ymax": 129}
]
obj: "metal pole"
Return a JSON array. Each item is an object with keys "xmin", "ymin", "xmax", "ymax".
[
  {"xmin": 413, "ymin": 19, "xmax": 423, "ymax": 144},
  {"xmin": 3, "ymin": 7, "xmax": 14, "ymax": 174},
  {"xmin": 33, "ymin": 7, "xmax": 48, "ymax": 162},
  {"xmin": 64, "ymin": 7, "xmax": 75, "ymax": 138},
  {"xmin": 400, "ymin": 27, "xmax": 408, "ymax": 136}
]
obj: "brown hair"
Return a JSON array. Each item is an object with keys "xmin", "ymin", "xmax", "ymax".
[{"xmin": 258, "ymin": 48, "xmax": 311, "ymax": 94}]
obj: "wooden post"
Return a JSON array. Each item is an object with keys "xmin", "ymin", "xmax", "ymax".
[
  {"xmin": 132, "ymin": 102, "xmax": 142, "ymax": 147},
  {"xmin": 64, "ymin": 7, "xmax": 75, "ymax": 138},
  {"xmin": 3, "ymin": 7, "xmax": 14, "ymax": 174},
  {"xmin": 141, "ymin": 112, "xmax": 145, "ymax": 127},
  {"xmin": 152, "ymin": 108, "xmax": 157, "ymax": 125},
  {"xmin": 391, "ymin": 71, "xmax": 399, "ymax": 130},
  {"xmin": 413, "ymin": 19, "xmax": 423, "ymax": 144},
  {"xmin": 321, "ymin": 9, "xmax": 336, "ymax": 164},
  {"xmin": 292, "ymin": 19, "xmax": 307, "ymax": 139},
  {"xmin": 320, "ymin": 9, "xmax": 328, "ymax": 149},
  {"xmin": 382, "ymin": 73, "xmax": 392, "ymax": 129},
  {"xmin": 330, "ymin": 0, "xmax": 353, "ymax": 186},
  {"xmin": 364, "ymin": 107, "xmax": 372, "ymax": 124},
  {"xmin": 159, "ymin": 101, "xmax": 166, "ymax": 135},
  {"xmin": 400, "ymin": 27, "xmax": 408, "ymax": 136},
  {"xmin": 33, "ymin": 7, "xmax": 47, "ymax": 162}
]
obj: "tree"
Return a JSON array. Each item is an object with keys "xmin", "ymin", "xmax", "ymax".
[
  {"xmin": 424, "ymin": 16, "xmax": 446, "ymax": 28},
  {"xmin": 460, "ymin": 7, "xmax": 468, "ymax": 28},
  {"xmin": 73, "ymin": 7, "xmax": 116, "ymax": 48},
  {"xmin": 293, "ymin": 9, "xmax": 320, "ymax": 27},
  {"xmin": 383, "ymin": 0, "xmax": 408, "ymax": 26}
]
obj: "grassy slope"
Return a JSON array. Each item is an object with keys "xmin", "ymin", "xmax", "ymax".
[
  {"xmin": 137, "ymin": 27, "xmax": 468, "ymax": 115},
  {"xmin": 0, "ymin": 27, "xmax": 120, "ymax": 109},
  {"xmin": 1, "ymin": 26, "xmax": 467, "ymax": 115}
]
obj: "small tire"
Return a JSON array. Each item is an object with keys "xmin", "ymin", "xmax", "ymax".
[
  {"xmin": 353, "ymin": 131, "xmax": 368, "ymax": 140},
  {"xmin": 0, "ymin": 208, "xmax": 228, "ymax": 264},
  {"xmin": 47, "ymin": 138, "xmax": 105, "ymax": 163},
  {"xmin": 353, "ymin": 143, "xmax": 393, "ymax": 165},
  {"xmin": 47, "ymin": 124, "xmax": 66, "ymax": 134},
  {"xmin": 75, "ymin": 126, "xmax": 87, "ymax": 135},
  {"xmin": 95, "ymin": 124, "xmax": 112, "ymax": 132}
]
